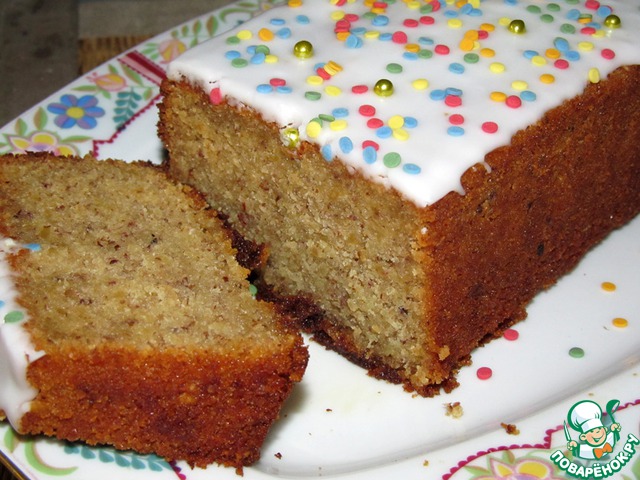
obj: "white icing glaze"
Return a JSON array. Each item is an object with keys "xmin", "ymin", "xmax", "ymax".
[
  {"xmin": 167, "ymin": 0, "xmax": 640, "ymax": 207},
  {"xmin": 0, "ymin": 239, "xmax": 44, "ymax": 429}
]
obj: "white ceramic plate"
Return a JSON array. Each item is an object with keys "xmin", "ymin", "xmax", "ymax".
[{"xmin": 1, "ymin": 1, "xmax": 639, "ymax": 479}]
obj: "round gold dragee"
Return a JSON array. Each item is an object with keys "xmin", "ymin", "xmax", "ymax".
[
  {"xmin": 604, "ymin": 14, "xmax": 621, "ymax": 29},
  {"xmin": 508, "ymin": 19, "xmax": 526, "ymax": 34},
  {"xmin": 293, "ymin": 40, "xmax": 314, "ymax": 58},
  {"xmin": 281, "ymin": 127, "xmax": 300, "ymax": 148},
  {"xmin": 374, "ymin": 79, "xmax": 394, "ymax": 97}
]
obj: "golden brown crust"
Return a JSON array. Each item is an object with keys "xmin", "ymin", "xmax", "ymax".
[
  {"xmin": 420, "ymin": 65, "xmax": 640, "ymax": 375},
  {"xmin": 21, "ymin": 342, "xmax": 307, "ymax": 468}
]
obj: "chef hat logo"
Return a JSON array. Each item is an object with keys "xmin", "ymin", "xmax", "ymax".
[{"xmin": 568, "ymin": 400, "xmax": 604, "ymax": 434}]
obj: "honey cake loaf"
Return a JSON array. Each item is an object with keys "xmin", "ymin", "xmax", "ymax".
[
  {"xmin": 158, "ymin": 0, "xmax": 640, "ymax": 395},
  {"xmin": 0, "ymin": 153, "xmax": 308, "ymax": 470}
]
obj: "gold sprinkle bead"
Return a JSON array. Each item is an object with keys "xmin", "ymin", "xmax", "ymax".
[
  {"xmin": 293, "ymin": 40, "xmax": 314, "ymax": 59},
  {"xmin": 508, "ymin": 19, "xmax": 526, "ymax": 34},
  {"xmin": 604, "ymin": 14, "xmax": 621, "ymax": 29},
  {"xmin": 374, "ymin": 79, "xmax": 394, "ymax": 97},
  {"xmin": 281, "ymin": 127, "xmax": 300, "ymax": 148}
]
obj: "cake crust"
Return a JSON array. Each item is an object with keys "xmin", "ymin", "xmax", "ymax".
[
  {"xmin": 420, "ymin": 65, "xmax": 640, "ymax": 382},
  {"xmin": 20, "ymin": 343, "xmax": 306, "ymax": 468}
]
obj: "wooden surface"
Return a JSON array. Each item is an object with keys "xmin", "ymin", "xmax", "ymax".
[{"xmin": 78, "ymin": 35, "xmax": 152, "ymax": 73}]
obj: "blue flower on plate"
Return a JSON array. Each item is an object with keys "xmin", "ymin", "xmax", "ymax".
[{"xmin": 47, "ymin": 94, "xmax": 105, "ymax": 129}]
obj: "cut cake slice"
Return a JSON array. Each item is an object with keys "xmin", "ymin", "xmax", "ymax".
[
  {"xmin": 0, "ymin": 153, "xmax": 308, "ymax": 470},
  {"xmin": 158, "ymin": 0, "xmax": 640, "ymax": 395}
]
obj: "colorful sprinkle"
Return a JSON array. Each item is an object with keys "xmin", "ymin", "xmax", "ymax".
[
  {"xmin": 330, "ymin": 119, "xmax": 348, "ymax": 130},
  {"xmin": 325, "ymin": 85, "xmax": 343, "ymax": 96},
  {"xmin": 447, "ymin": 126, "xmax": 465, "ymax": 137},
  {"xmin": 386, "ymin": 63, "xmax": 403, "ymax": 74},
  {"xmin": 376, "ymin": 126, "xmax": 393, "ymax": 139},
  {"xmin": 332, "ymin": 108, "xmax": 349, "ymax": 118},
  {"xmin": 520, "ymin": 91, "xmax": 537, "ymax": 102},
  {"xmin": 339, "ymin": 136, "xmax": 354, "ymax": 153},
  {"xmin": 367, "ymin": 118, "xmax": 384, "ymax": 129},
  {"xmin": 393, "ymin": 128, "xmax": 410, "ymax": 141},
  {"xmin": 612, "ymin": 317, "xmax": 628, "ymax": 328},
  {"xmin": 569, "ymin": 347, "xmax": 585, "ymax": 358},
  {"xmin": 363, "ymin": 145, "xmax": 377, "ymax": 164},
  {"xmin": 445, "ymin": 95, "xmax": 462, "ymax": 107},
  {"xmin": 258, "ymin": 28, "xmax": 275, "ymax": 41},
  {"xmin": 489, "ymin": 62, "xmax": 506, "ymax": 74},
  {"xmin": 306, "ymin": 121, "xmax": 322, "ymax": 138},
  {"xmin": 4, "ymin": 311, "xmax": 24, "ymax": 323},
  {"xmin": 449, "ymin": 114, "xmax": 464, "ymax": 125},
  {"xmin": 490, "ymin": 91, "xmax": 507, "ymax": 102},
  {"xmin": 321, "ymin": 144, "xmax": 333, "ymax": 161},
  {"xmin": 503, "ymin": 328, "xmax": 519, "ymax": 341},
  {"xmin": 400, "ymin": 162, "xmax": 419, "ymax": 175},
  {"xmin": 404, "ymin": 117, "xmax": 418, "ymax": 128},
  {"xmin": 231, "ymin": 58, "xmax": 248, "ymax": 68},
  {"xmin": 383, "ymin": 152, "xmax": 402, "ymax": 168},
  {"xmin": 209, "ymin": 88, "xmax": 222, "ymax": 105},
  {"xmin": 434, "ymin": 44, "xmax": 450, "ymax": 55},
  {"xmin": 449, "ymin": 63, "xmax": 465, "ymax": 74},
  {"xmin": 482, "ymin": 121, "xmax": 499, "ymax": 134},
  {"xmin": 359, "ymin": 104, "xmax": 376, "ymax": 116},
  {"xmin": 601, "ymin": 281, "xmax": 616, "ymax": 292},
  {"xmin": 505, "ymin": 95, "xmax": 522, "ymax": 108},
  {"xmin": 540, "ymin": 73, "xmax": 556, "ymax": 84}
]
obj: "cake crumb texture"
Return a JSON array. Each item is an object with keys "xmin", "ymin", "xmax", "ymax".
[{"xmin": 0, "ymin": 153, "xmax": 308, "ymax": 469}]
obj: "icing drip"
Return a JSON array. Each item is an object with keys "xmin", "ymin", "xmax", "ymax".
[
  {"xmin": 167, "ymin": 0, "xmax": 640, "ymax": 207},
  {"xmin": 0, "ymin": 239, "xmax": 44, "ymax": 429}
]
